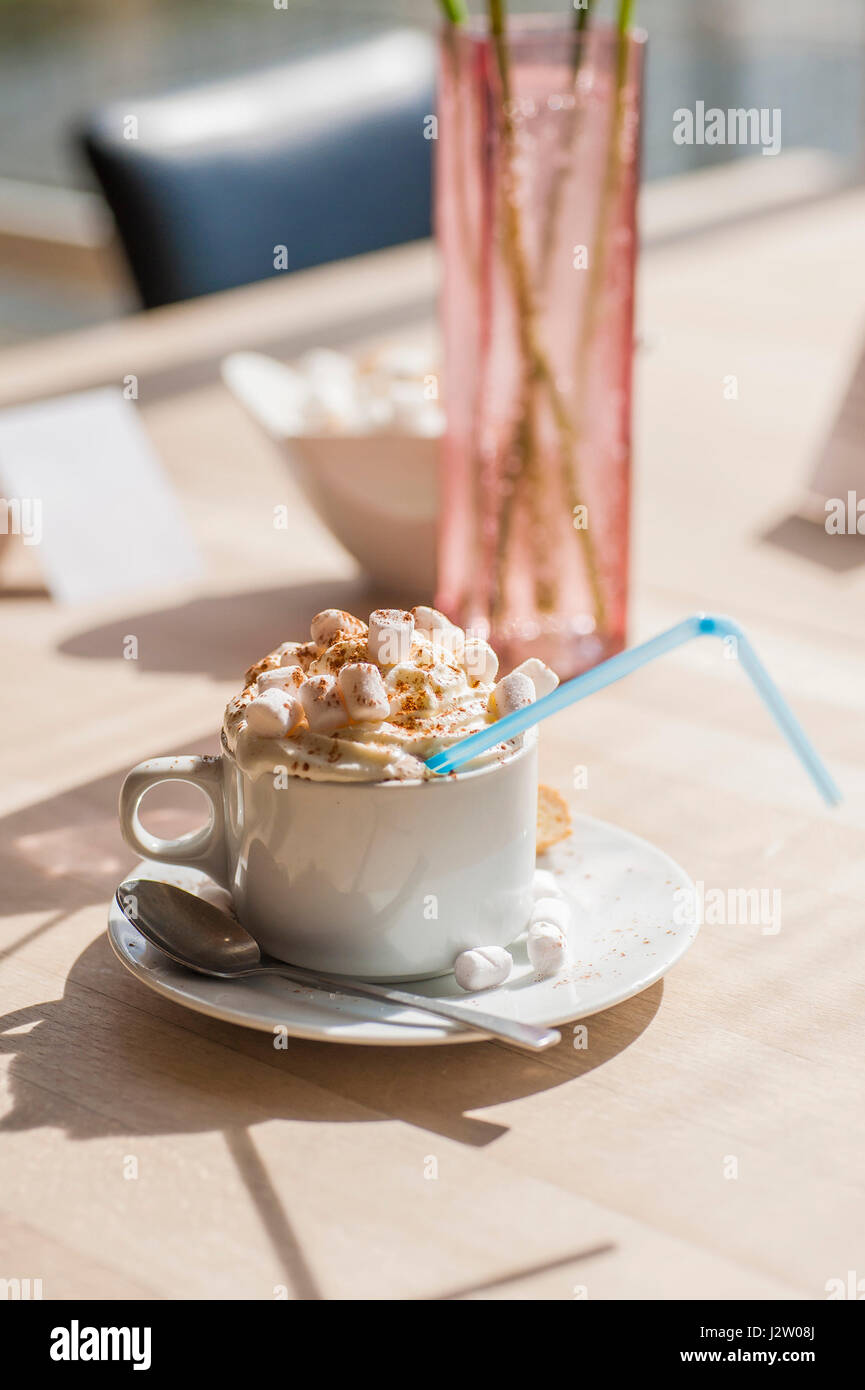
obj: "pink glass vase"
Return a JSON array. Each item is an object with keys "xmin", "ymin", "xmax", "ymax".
[{"xmin": 435, "ymin": 16, "xmax": 644, "ymax": 678}]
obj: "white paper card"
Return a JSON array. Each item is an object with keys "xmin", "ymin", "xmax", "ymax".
[{"xmin": 0, "ymin": 387, "xmax": 201, "ymax": 603}]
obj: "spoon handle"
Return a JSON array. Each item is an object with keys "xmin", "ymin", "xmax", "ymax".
[{"xmin": 261, "ymin": 959, "xmax": 561, "ymax": 1051}]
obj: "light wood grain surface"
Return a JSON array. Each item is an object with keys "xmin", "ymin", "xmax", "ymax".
[{"xmin": 1, "ymin": 180, "xmax": 864, "ymax": 1301}]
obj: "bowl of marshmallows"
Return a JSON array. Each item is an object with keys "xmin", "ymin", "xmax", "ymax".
[{"xmin": 222, "ymin": 345, "xmax": 442, "ymax": 594}]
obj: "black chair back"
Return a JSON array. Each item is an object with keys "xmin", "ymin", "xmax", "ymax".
[{"xmin": 78, "ymin": 29, "xmax": 436, "ymax": 308}]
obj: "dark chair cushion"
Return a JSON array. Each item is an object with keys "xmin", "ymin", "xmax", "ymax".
[{"xmin": 77, "ymin": 29, "xmax": 436, "ymax": 308}]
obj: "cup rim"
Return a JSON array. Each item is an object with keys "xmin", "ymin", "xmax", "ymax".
[{"xmin": 219, "ymin": 727, "xmax": 537, "ymax": 790}]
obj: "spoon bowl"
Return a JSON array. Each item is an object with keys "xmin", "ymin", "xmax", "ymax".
[
  {"xmin": 118, "ymin": 879, "xmax": 262, "ymax": 976},
  {"xmin": 114, "ymin": 879, "xmax": 561, "ymax": 1051}
]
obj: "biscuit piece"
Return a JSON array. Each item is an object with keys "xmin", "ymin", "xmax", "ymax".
[{"xmin": 536, "ymin": 784, "xmax": 572, "ymax": 854}]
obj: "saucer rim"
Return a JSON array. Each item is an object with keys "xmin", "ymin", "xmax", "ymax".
[{"xmin": 107, "ymin": 811, "xmax": 699, "ymax": 1046}]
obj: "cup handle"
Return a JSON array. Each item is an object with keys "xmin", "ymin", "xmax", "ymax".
[{"xmin": 118, "ymin": 755, "xmax": 228, "ymax": 887}]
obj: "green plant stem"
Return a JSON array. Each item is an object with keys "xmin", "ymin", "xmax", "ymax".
[
  {"xmin": 487, "ymin": 0, "xmax": 606, "ymax": 628},
  {"xmin": 541, "ymin": 0, "xmax": 636, "ymax": 638},
  {"xmin": 574, "ymin": 0, "xmax": 593, "ymax": 33},
  {"xmin": 618, "ymin": 0, "xmax": 637, "ymax": 35},
  {"xmin": 487, "ymin": 0, "xmax": 550, "ymax": 614},
  {"xmin": 443, "ymin": 26, "xmax": 478, "ymax": 285},
  {"xmin": 537, "ymin": 0, "xmax": 596, "ymax": 286},
  {"xmin": 437, "ymin": 0, "xmax": 469, "ymax": 24},
  {"xmin": 441, "ymin": 26, "xmax": 487, "ymax": 617},
  {"xmin": 571, "ymin": 3, "xmax": 635, "ymax": 436}
]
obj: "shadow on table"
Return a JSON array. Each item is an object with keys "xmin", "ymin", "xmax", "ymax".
[
  {"xmin": 0, "ymin": 757, "xmax": 216, "ymax": 939},
  {"xmin": 0, "ymin": 734, "xmax": 662, "ymax": 1150},
  {"xmin": 0, "ymin": 927, "xmax": 656, "ymax": 1296},
  {"xmin": 0, "ymin": 928, "xmax": 662, "ymax": 1147},
  {"xmin": 762, "ymin": 514, "xmax": 865, "ymax": 573},
  {"xmin": 57, "ymin": 577, "xmax": 420, "ymax": 680},
  {"xmin": 0, "ymin": 923, "xmax": 657, "ymax": 1296},
  {"xmin": 1, "ymin": 739, "xmax": 658, "ymax": 1297}
]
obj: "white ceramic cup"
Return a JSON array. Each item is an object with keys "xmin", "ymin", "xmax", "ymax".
[{"xmin": 118, "ymin": 738, "xmax": 538, "ymax": 981}]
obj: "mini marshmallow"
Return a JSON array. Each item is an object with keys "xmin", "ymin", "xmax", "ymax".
[
  {"xmin": 462, "ymin": 636, "xmax": 499, "ymax": 686},
  {"xmin": 388, "ymin": 379, "xmax": 429, "ymax": 431},
  {"xmin": 244, "ymin": 653, "xmax": 281, "ymax": 687},
  {"xmin": 256, "ymin": 664, "xmax": 304, "ymax": 695},
  {"xmin": 337, "ymin": 662, "xmax": 390, "ymax": 722},
  {"xmin": 369, "ymin": 344, "xmax": 432, "ymax": 379},
  {"xmin": 412, "ymin": 607, "xmax": 464, "ymax": 661},
  {"xmin": 454, "ymin": 946, "xmax": 513, "ymax": 992},
  {"xmin": 527, "ymin": 922, "xmax": 567, "ymax": 978},
  {"xmin": 429, "ymin": 629, "xmax": 464, "ymax": 665},
  {"xmin": 368, "ymin": 608, "xmax": 414, "ymax": 666},
  {"xmin": 300, "ymin": 349, "xmax": 364, "ymax": 430},
  {"xmin": 392, "ymin": 400, "xmax": 445, "ymax": 439},
  {"xmin": 310, "ymin": 609, "xmax": 366, "ymax": 651},
  {"xmin": 385, "ymin": 663, "xmax": 437, "ymax": 714},
  {"xmin": 298, "ymin": 674, "xmax": 349, "ymax": 734},
  {"xmin": 490, "ymin": 670, "xmax": 536, "ymax": 718},
  {"xmin": 426, "ymin": 660, "xmax": 466, "ymax": 700},
  {"xmin": 532, "ymin": 868, "xmax": 564, "ymax": 900},
  {"xmin": 530, "ymin": 896, "xmax": 572, "ymax": 932},
  {"xmin": 411, "ymin": 605, "xmax": 452, "ymax": 636},
  {"xmin": 274, "ymin": 640, "xmax": 311, "ymax": 669},
  {"xmin": 510, "ymin": 657, "xmax": 560, "ymax": 699},
  {"xmin": 312, "ymin": 637, "xmax": 368, "ymax": 676},
  {"xmin": 245, "ymin": 688, "xmax": 303, "ymax": 739}
]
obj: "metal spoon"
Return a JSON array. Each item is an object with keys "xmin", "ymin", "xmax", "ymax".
[{"xmin": 115, "ymin": 880, "xmax": 561, "ymax": 1052}]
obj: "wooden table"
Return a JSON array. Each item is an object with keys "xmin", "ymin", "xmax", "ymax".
[{"xmin": 2, "ymin": 177, "xmax": 864, "ymax": 1302}]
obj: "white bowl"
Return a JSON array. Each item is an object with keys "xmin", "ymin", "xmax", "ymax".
[{"xmin": 222, "ymin": 351, "xmax": 439, "ymax": 593}]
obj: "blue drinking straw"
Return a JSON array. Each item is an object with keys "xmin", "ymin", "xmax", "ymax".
[{"xmin": 425, "ymin": 613, "xmax": 841, "ymax": 806}]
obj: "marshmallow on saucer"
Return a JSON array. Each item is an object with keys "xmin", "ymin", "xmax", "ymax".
[
  {"xmin": 530, "ymin": 896, "xmax": 572, "ymax": 932},
  {"xmin": 527, "ymin": 893, "xmax": 571, "ymax": 977},
  {"xmin": 337, "ymin": 662, "xmax": 390, "ymax": 722},
  {"xmin": 510, "ymin": 658, "xmax": 560, "ymax": 699},
  {"xmin": 454, "ymin": 946, "xmax": 512, "ymax": 992},
  {"xmin": 245, "ymin": 688, "xmax": 303, "ymax": 739},
  {"xmin": 298, "ymin": 675, "xmax": 349, "ymax": 733},
  {"xmin": 527, "ymin": 922, "xmax": 567, "ymax": 978},
  {"xmin": 490, "ymin": 671, "xmax": 536, "ymax": 718},
  {"xmin": 256, "ymin": 665, "xmax": 304, "ymax": 695},
  {"xmin": 532, "ymin": 868, "xmax": 564, "ymax": 900},
  {"xmin": 310, "ymin": 609, "xmax": 367, "ymax": 651},
  {"xmin": 368, "ymin": 609, "xmax": 414, "ymax": 666},
  {"xmin": 462, "ymin": 636, "xmax": 498, "ymax": 686}
]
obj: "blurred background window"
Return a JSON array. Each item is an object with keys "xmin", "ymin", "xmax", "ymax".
[{"xmin": 0, "ymin": 0, "xmax": 863, "ymax": 342}]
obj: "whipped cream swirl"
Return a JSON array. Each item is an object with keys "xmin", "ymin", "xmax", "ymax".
[{"xmin": 222, "ymin": 606, "xmax": 543, "ymax": 784}]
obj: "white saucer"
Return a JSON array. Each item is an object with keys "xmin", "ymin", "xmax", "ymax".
[{"xmin": 107, "ymin": 814, "xmax": 698, "ymax": 1046}]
